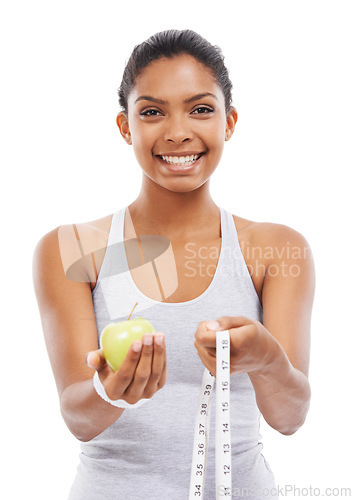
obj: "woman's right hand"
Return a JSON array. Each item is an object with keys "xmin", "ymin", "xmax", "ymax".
[{"xmin": 86, "ymin": 333, "xmax": 167, "ymax": 405}]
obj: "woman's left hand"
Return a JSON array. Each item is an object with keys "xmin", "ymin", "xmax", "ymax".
[{"xmin": 194, "ymin": 316, "xmax": 278, "ymax": 378}]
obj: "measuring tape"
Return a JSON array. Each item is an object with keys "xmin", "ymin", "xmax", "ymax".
[{"xmin": 189, "ymin": 330, "xmax": 232, "ymax": 499}]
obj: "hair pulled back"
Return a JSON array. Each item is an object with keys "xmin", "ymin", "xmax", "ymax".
[{"xmin": 118, "ymin": 29, "xmax": 233, "ymax": 114}]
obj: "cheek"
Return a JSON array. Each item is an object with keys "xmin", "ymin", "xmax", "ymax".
[
  {"xmin": 130, "ymin": 125, "xmax": 155, "ymax": 159},
  {"xmin": 207, "ymin": 132, "xmax": 225, "ymax": 162},
  {"xmin": 204, "ymin": 118, "xmax": 226, "ymax": 151},
  {"xmin": 140, "ymin": 121, "xmax": 162, "ymax": 141}
]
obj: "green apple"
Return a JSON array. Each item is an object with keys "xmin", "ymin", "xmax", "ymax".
[{"xmin": 101, "ymin": 317, "xmax": 155, "ymax": 371}]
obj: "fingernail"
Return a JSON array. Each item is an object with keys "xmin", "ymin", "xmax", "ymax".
[
  {"xmin": 154, "ymin": 334, "xmax": 164, "ymax": 346},
  {"xmin": 133, "ymin": 341, "xmax": 142, "ymax": 352},
  {"xmin": 86, "ymin": 352, "xmax": 95, "ymax": 368},
  {"xmin": 206, "ymin": 321, "xmax": 221, "ymax": 330},
  {"xmin": 143, "ymin": 335, "xmax": 153, "ymax": 345}
]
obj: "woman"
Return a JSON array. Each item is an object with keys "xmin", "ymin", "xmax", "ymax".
[{"xmin": 33, "ymin": 29, "xmax": 315, "ymax": 499}]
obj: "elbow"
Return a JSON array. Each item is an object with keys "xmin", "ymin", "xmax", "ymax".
[
  {"xmin": 276, "ymin": 405, "xmax": 310, "ymax": 436},
  {"xmin": 280, "ymin": 381, "xmax": 311, "ymax": 436},
  {"xmin": 60, "ymin": 407, "xmax": 97, "ymax": 442},
  {"xmin": 273, "ymin": 395, "xmax": 311, "ymax": 436},
  {"xmin": 272, "ymin": 415, "xmax": 306, "ymax": 435},
  {"xmin": 76, "ymin": 433, "xmax": 94, "ymax": 443},
  {"xmin": 278, "ymin": 424, "xmax": 302, "ymax": 436},
  {"xmin": 60, "ymin": 392, "xmax": 96, "ymax": 443},
  {"xmin": 66, "ymin": 421, "xmax": 92, "ymax": 442},
  {"xmin": 266, "ymin": 416, "xmax": 306, "ymax": 436},
  {"xmin": 60, "ymin": 405, "xmax": 88, "ymax": 442}
]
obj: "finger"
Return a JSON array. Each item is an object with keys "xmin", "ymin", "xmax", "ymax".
[
  {"xmin": 110, "ymin": 340, "xmax": 143, "ymax": 396},
  {"xmin": 156, "ymin": 333, "xmax": 168, "ymax": 389},
  {"xmin": 215, "ymin": 316, "xmax": 253, "ymax": 331},
  {"xmin": 195, "ymin": 322, "xmax": 218, "ymax": 348},
  {"xmin": 157, "ymin": 361, "xmax": 167, "ymax": 389},
  {"xmin": 151, "ymin": 333, "xmax": 166, "ymax": 379},
  {"xmin": 86, "ymin": 349, "xmax": 107, "ymax": 372},
  {"xmin": 196, "ymin": 346, "xmax": 216, "ymax": 377},
  {"xmin": 125, "ymin": 333, "xmax": 155, "ymax": 399},
  {"xmin": 196, "ymin": 342, "xmax": 216, "ymax": 360},
  {"xmin": 143, "ymin": 333, "xmax": 166, "ymax": 396},
  {"xmin": 196, "ymin": 316, "xmax": 254, "ymax": 347}
]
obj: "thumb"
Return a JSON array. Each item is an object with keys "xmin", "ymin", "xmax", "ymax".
[
  {"xmin": 204, "ymin": 320, "xmax": 222, "ymax": 331},
  {"xmin": 86, "ymin": 349, "xmax": 107, "ymax": 372},
  {"xmin": 206, "ymin": 316, "xmax": 252, "ymax": 331}
]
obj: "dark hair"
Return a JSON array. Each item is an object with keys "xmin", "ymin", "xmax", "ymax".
[{"xmin": 118, "ymin": 29, "xmax": 233, "ymax": 114}]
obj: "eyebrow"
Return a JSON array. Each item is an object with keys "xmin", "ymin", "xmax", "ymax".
[{"xmin": 134, "ymin": 92, "xmax": 218, "ymax": 105}]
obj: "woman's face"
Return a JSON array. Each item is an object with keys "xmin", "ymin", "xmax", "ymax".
[{"xmin": 117, "ymin": 54, "xmax": 237, "ymax": 193}]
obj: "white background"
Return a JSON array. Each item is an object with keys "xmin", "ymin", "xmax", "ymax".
[{"xmin": 1, "ymin": 1, "xmax": 351, "ymax": 498}]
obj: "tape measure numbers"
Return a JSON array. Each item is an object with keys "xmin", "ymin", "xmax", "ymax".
[{"xmin": 189, "ymin": 330, "xmax": 232, "ymax": 499}]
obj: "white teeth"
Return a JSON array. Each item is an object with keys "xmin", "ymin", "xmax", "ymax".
[{"xmin": 161, "ymin": 154, "xmax": 201, "ymax": 165}]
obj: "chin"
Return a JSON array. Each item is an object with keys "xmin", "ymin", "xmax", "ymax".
[
  {"xmin": 160, "ymin": 178, "xmax": 209, "ymax": 194},
  {"xmin": 142, "ymin": 170, "xmax": 207, "ymax": 193}
]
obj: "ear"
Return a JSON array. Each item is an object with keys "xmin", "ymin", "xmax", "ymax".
[
  {"xmin": 224, "ymin": 106, "xmax": 238, "ymax": 141},
  {"xmin": 116, "ymin": 111, "xmax": 132, "ymax": 145}
]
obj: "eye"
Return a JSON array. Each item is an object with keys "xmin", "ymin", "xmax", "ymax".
[
  {"xmin": 140, "ymin": 108, "xmax": 162, "ymax": 117},
  {"xmin": 192, "ymin": 106, "xmax": 214, "ymax": 115}
]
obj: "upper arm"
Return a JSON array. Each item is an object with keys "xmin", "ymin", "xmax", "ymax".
[
  {"xmin": 32, "ymin": 226, "xmax": 100, "ymax": 399},
  {"xmin": 260, "ymin": 225, "xmax": 316, "ymax": 377}
]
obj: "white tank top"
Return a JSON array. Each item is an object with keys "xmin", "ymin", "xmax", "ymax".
[{"xmin": 68, "ymin": 205, "xmax": 278, "ymax": 500}]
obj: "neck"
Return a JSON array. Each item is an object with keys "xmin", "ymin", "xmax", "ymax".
[{"xmin": 127, "ymin": 175, "xmax": 220, "ymax": 238}]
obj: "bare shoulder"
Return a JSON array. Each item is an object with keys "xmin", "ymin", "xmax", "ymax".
[
  {"xmin": 231, "ymin": 213, "xmax": 314, "ymax": 304},
  {"xmin": 232, "ymin": 213, "xmax": 313, "ymax": 258},
  {"xmin": 66, "ymin": 213, "xmax": 114, "ymax": 246},
  {"xmin": 33, "ymin": 213, "xmax": 114, "ymax": 288}
]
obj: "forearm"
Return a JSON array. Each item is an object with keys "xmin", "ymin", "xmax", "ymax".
[
  {"xmin": 60, "ymin": 378, "xmax": 124, "ymax": 442},
  {"xmin": 248, "ymin": 342, "xmax": 311, "ymax": 435}
]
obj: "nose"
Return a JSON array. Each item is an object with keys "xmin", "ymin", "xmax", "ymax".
[{"xmin": 163, "ymin": 114, "xmax": 192, "ymax": 144}]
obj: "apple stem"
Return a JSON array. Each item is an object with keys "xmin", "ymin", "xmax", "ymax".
[{"xmin": 128, "ymin": 302, "xmax": 138, "ymax": 320}]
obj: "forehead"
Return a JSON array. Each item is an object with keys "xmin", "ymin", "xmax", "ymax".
[{"xmin": 129, "ymin": 54, "xmax": 224, "ymax": 105}]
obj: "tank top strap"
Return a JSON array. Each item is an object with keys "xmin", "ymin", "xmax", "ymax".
[
  {"xmin": 106, "ymin": 206, "xmax": 131, "ymax": 246},
  {"xmin": 219, "ymin": 206, "xmax": 262, "ymax": 311},
  {"xmin": 219, "ymin": 206, "xmax": 246, "ymax": 269},
  {"xmin": 219, "ymin": 206, "xmax": 239, "ymax": 249}
]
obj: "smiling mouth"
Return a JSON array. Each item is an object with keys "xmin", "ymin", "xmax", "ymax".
[{"xmin": 157, "ymin": 153, "xmax": 204, "ymax": 166}]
